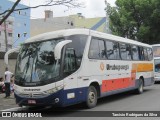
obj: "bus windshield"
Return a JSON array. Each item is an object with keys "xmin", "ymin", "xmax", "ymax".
[
  {"xmin": 155, "ymin": 59, "xmax": 160, "ymax": 72},
  {"xmin": 15, "ymin": 38, "xmax": 63, "ymax": 86}
]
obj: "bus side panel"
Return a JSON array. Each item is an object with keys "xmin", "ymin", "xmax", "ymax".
[
  {"xmin": 101, "ymin": 78, "xmax": 131, "ymax": 92},
  {"xmin": 62, "ymin": 87, "xmax": 88, "ymax": 107},
  {"xmin": 100, "ymin": 85, "xmax": 136, "ymax": 97},
  {"xmin": 136, "ymin": 63, "xmax": 154, "ymax": 86}
]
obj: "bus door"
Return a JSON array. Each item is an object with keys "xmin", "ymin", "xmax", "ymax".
[{"xmin": 62, "ymin": 47, "xmax": 80, "ymax": 104}]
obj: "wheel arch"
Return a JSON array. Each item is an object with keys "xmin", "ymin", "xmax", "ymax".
[
  {"xmin": 89, "ymin": 81, "xmax": 101, "ymax": 98},
  {"xmin": 139, "ymin": 76, "xmax": 144, "ymax": 86}
]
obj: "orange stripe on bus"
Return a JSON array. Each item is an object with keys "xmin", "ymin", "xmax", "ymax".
[
  {"xmin": 101, "ymin": 63, "xmax": 153, "ymax": 93},
  {"xmin": 101, "ymin": 77, "xmax": 135, "ymax": 93},
  {"xmin": 136, "ymin": 63, "xmax": 153, "ymax": 72}
]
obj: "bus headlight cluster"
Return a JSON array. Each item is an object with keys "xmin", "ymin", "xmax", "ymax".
[{"xmin": 43, "ymin": 85, "xmax": 64, "ymax": 95}]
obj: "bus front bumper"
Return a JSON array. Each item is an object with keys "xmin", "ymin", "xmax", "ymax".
[
  {"xmin": 154, "ymin": 77, "xmax": 160, "ymax": 82},
  {"xmin": 14, "ymin": 90, "xmax": 64, "ymax": 107}
]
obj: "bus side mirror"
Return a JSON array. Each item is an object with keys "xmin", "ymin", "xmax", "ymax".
[
  {"xmin": 54, "ymin": 40, "xmax": 72, "ymax": 60},
  {"xmin": 4, "ymin": 47, "xmax": 20, "ymax": 66}
]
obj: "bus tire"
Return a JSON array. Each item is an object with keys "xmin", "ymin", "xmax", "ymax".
[
  {"xmin": 86, "ymin": 86, "xmax": 97, "ymax": 108},
  {"xmin": 135, "ymin": 79, "xmax": 144, "ymax": 94}
]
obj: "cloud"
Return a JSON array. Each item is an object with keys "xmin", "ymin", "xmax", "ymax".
[
  {"xmin": 9, "ymin": 0, "xmax": 116, "ymax": 18},
  {"xmin": 84, "ymin": 0, "xmax": 106, "ymax": 17}
]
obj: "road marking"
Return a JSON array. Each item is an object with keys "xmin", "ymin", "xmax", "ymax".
[{"xmin": 1, "ymin": 107, "xmax": 25, "ymax": 111}]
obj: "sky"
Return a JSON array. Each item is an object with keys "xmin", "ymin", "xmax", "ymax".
[{"xmin": 10, "ymin": 0, "xmax": 116, "ymax": 19}]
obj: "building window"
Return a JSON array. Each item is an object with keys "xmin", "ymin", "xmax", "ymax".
[
  {"xmin": 7, "ymin": 44, "xmax": 12, "ymax": 49},
  {"xmin": 25, "ymin": 12, "xmax": 26, "ymax": 15},
  {"xmin": 24, "ymin": 32, "xmax": 27, "ymax": 37},
  {"xmin": 18, "ymin": 33, "xmax": 21, "ymax": 38},
  {"xmin": 71, "ymin": 22, "xmax": 74, "ymax": 26},
  {"xmin": 8, "ymin": 33, "xmax": 13, "ymax": 37},
  {"xmin": 24, "ymin": 23, "xmax": 26, "ymax": 26},
  {"xmin": 19, "ymin": 11, "xmax": 21, "ymax": 15},
  {"xmin": 8, "ymin": 21, "xmax": 12, "ymax": 25}
]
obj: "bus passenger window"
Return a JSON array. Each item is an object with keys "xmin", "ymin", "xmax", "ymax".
[
  {"xmin": 147, "ymin": 48, "xmax": 153, "ymax": 61},
  {"xmin": 139, "ymin": 47, "xmax": 145, "ymax": 60},
  {"xmin": 89, "ymin": 39, "xmax": 106, "ymax": 59},
  {"xmin": 105, "ymin": 41, "xmax": 120, "ymax": 60},
  {"xmin": 120, "ymin": 43, "xmax": 132, "ymax": 60},
  {"xmin": 143, "ymin": 48, "xmax": 148, "ymax": 61},
  {"xmin": 131, "ymin": 45, "xmax": 139, "ymax": 60}
]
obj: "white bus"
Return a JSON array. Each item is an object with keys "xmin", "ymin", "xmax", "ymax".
[
  {"xmin": 5, "ymin": 29, "xmax": 154, "ymax": 108},
  {"xmin": 152, "ymin": 44, "xmax": 160, "ymax": 82},
  {"xmin": 152, "ymin": 44, "xmax": 160, "ymax": 58},
  {"xmin": 154, "ymin": 57, "xmax": 160, "ymax": 81}
]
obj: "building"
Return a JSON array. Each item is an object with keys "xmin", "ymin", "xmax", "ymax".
[
  {"xmin": 31, "ymin": 11, "xmax": 109, "ymax": 37},
  {"xmin": 0, "ymin": 16, "xmax": 14, "ymax": 52},
  {"xmin": 70, "ymin": 13, "xmax": 107, "ymax": 32},
  {"xmin": 0, "ymin": 0, "xmax": 30, "ymax": 77},
  {"xmin": 31, "ymin": 10, "xmax": 74, "ymax": 37},
  {"xmin": 0, "ymin": 0, "xmax": 30, "ymax": 52}
]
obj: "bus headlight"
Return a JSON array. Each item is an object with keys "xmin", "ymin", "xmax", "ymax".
[
  {"xmin": 44, "ymin": 88, "xmax": 57, "ymax": 94},
  {"xmin": 43, "ymin": 85, "xmax": 64, "ymax": 95},
  {"xmin": 14, "ymin": 89, "xmax": 22, "ymax": 94}
]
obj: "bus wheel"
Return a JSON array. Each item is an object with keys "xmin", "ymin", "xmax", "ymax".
[
  {"xmin": 86, "ymin": 86, "xmax": 97, "ymax": 108},
  {"xmin": 135, "ymin": 79, "xmax": 144, "ymax": 94}
]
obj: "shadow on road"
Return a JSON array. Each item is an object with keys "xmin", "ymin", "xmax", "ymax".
[
  {"xmin": 154, "ymin": 81, "xmax": 160, "ymax": 84},
  {"xmin": 97, "ymin": 89, "xmax": 151, "ymax": 106}
]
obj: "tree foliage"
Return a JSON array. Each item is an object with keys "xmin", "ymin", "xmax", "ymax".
[{"xmin": 106, "ymin": 0, "xmax": 160, "ymax": 44}]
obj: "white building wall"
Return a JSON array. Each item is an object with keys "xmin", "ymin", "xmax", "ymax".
[{"xmin": 31, "ymin": 17, "xmax": 75, "ymax": 37}]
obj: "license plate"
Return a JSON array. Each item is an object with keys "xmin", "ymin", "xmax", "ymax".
[{"xmin": 28, "ymin": 100, "xmax": 36, "ymax": 104}]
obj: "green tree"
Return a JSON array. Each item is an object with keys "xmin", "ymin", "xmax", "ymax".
[{"xmin": 106, "ymin": 0, "xmax": 160, "ymax": 44}]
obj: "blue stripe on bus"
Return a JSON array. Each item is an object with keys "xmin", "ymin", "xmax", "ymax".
[{"xmin": 15, "ymin": 87, "xmax": 88, "ymax": 107}]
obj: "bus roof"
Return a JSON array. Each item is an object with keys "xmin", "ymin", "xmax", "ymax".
[
  {"xmin": 154, "ymin": 57, "xmax": 160, "ymax": 60},
  {"xmin": 25, "ymin": 29, "xmax": 151, "ymax": 47},
  {"xmin": 25, "ymin": 29, "xmax": 90, "ymax": 43},
  {"xmin": 152, "ymin": 44, "xmax": 160, "ymax": 47}
]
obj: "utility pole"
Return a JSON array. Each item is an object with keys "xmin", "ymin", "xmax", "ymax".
[
  {"xmin": 4, "ymin": 18, "xmax": 8, "ymax": 52},
  {"xmin": 104, "ymin": 0, "xmax": 110, "ymax": 34}
]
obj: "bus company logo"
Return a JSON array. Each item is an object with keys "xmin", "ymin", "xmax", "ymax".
[
  {"xmin": 106, "ymin": 64, "xmax": 129, "ymax": 71},
  {"xmin": 100, "ymin": 62, "xmax": 105, "ymax": 71},
  {"xmin": 24, "ymin": 89, "xmax": 40, "ymax": 91}
]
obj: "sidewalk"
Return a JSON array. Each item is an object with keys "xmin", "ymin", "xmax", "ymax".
[{"xmin": 0, "ymin": 93, "xmax": 18, "ymax": 111}]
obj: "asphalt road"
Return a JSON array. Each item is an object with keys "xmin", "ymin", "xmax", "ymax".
[{"xmin": 1, "ymin": 83, "xmax": 160, "ymax": 119}]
